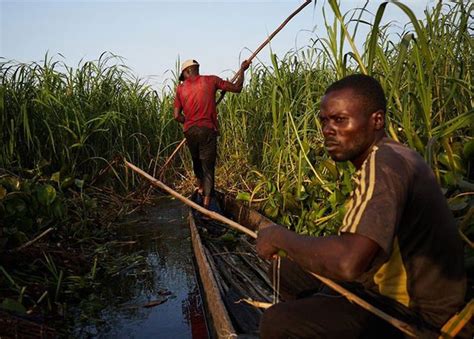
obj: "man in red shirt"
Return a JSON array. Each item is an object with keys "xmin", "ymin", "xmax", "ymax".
[{"xmin": 174, "ymin": 59, "xmax": 250, "ymax": 208}]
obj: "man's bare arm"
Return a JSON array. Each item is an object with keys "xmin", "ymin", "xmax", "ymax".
[
  {"xmin": 256, "ymin": 224, "xmax": 380, "ymax": 281},
  {"xmin": 222, "ymin": 60, "xmax": 251, "ymax": 93},
  {"xmin": 174, "ymin": 107, "xmax": 185, "ymax": 124}
]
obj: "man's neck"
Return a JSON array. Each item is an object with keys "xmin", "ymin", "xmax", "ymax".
[{"xmin": 351, "ymin": 133, "xmax": 386, "ymax": 169}]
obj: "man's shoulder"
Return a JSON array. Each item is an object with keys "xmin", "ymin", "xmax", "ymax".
[
  {"xmin": 201, "ymin": 75, "xmax": 223, "ymax": 83},
  {"xmin": 376, "ymin": 138, "xmax": 422, "ymax": 163},
  {"xmin": 374, "ymin": 138, "xmax": 432, "ymax": 177}
]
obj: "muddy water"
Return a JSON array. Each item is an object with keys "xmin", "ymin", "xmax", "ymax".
[{"xmin": 73, "ymin": 197, "xmax": 208, "ymax": 338}]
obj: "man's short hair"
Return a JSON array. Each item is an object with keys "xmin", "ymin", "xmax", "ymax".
[{"xmin": 324, "ymin": 74, "xmax": 387, "ymax": 115}]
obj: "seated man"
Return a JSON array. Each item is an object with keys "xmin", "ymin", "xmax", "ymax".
[{"xmin": 256, "ymin": 74, "xmax": 466, "ymax": 338}]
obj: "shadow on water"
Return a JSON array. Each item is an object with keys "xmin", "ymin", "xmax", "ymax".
[{"xmin": 73, "ymin": 197, "xmax": 208, "ymax": 338}]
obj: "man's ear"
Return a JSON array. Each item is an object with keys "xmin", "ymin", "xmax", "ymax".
[{"xmin": 372, "ymin": 110, "xmax": 385, "ymax": 130}]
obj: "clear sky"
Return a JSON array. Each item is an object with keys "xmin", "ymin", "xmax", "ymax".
[{"xmin": 1, "ymin": 0, "xmax": 433, "ymax": 91}]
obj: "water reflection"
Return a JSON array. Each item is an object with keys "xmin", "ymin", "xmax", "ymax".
[
  {"xmin": 73, "ymin": 197, "xmax": 208, "ymax": 338},
  {"xmin": 183, "ymin": 285, "xmax": 208, "ymax": 338}
]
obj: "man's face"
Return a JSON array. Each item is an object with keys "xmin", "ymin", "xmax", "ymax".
[
  {"xmin": 182, "ymin": 68, "xmax": 191, "ymax": 80},
  {"xmin": 319, "ymin": 88, "xmax": 380, "ymax": 167},
  {"xmin": 183, "ymin": 65, "xmax": 199, "ymax": 80}
]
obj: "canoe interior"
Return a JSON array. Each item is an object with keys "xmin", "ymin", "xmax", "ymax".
[{"xmin": 190, "ymin": 192, "xmax": 275, "ymax": 338}]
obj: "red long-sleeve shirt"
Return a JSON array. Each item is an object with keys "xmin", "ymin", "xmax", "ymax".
[{"xmin": 174, "ymin": 75, "xmax": 235, "ymax": 132}]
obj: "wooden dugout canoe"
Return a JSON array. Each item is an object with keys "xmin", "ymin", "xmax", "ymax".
[
  {"xmin": 188, "ymin": 192, "xmax": 275, "ymax": 339},
  {"xmin": 187, "ymin": 192, "xmax": 467, "ymax": 339}
]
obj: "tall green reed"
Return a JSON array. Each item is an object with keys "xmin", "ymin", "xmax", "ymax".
[{"xmin": 0, "ymin": 52, "xmax": 181, "ymax": 189}]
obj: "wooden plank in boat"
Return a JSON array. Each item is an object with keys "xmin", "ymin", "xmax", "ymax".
[{"xmin": 189, "ymin": 211, "xmax": 237, "ymax": 339}]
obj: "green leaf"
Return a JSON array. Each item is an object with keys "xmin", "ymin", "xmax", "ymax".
[
  {"xmin": 463, "ymin": 139, "xmax": 474, "ymax": 161},
  {"xmin": 236, "ymin": 192, "xmax": 251, "ymax": 202},
  {"xmin": 442, "ymin": 171, "xmax": 462, "ymax": 188},
  {"xmin": 61, "ymin": 177, "xmax": 74, "ymax": 189},
  {"xmin": 37, "ymin": 184, "xmax": 56, "ymax": 206},
  {"xmin": 51, "ymin": 172, "xmax": 60, "ymax": 184},
  {"xmin": 322, "ymin": 159, "xmax": 338, "ymax": 179},
  {"xmin": 74, "ymin": 179, "xmax": 84, "ymax": 189},
  {"xmin": 448, "ymin": 196, "xmax": 468, "ymax": 212},
  {"xmin": 264, "ymin": 202, "xmax": 279, "ymax": 219},
  {"xmin": 1, "ymin": 177, "xmax": 21, "ymax": 192},
  {"xmin": 0, "ymin": 298, "xmax": 27, "ymax": 315},
  {"xmin": 52, "ymin": 200, "xmax": 66, "ymax": 219}
]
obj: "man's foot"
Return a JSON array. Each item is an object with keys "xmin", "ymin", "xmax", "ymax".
[{"xmin": 203, "ymin": 196, "xmax": 211, "ymax": 209}]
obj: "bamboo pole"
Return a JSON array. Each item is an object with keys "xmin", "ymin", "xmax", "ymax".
[
  {"xmin": 124, "ymin": 160, "xmax": 418, "ymax": 337},
  {"xmin": 216, "ymin": 0, "xmax": 312, "ymax": 105},
  {"xmin": 125, "ymin": 160, "xmax": 256, "ymax": 238}
]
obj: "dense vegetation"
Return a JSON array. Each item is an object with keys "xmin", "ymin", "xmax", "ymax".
[
  {"xmin": 1, "ymin": 0, "xmax": 472, "ymax": 333},
  {"xmin": 218, "ymin": 1, "xmax": 473, "ymax": 236}
]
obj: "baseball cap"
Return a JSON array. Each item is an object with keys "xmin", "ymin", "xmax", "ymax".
[{"xmin": 179, "ymin": 59, "xmax": 199, "ymax": 81}]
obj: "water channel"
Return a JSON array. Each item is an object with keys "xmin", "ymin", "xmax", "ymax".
[{"xmin": 73, "ymin": 197, "xmax": 208, "ymax": 338}]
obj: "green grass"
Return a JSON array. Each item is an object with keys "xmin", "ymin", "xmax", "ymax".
[{"xmin": 0, "ymin": 52, "xmax": 182, "ymax": 189}]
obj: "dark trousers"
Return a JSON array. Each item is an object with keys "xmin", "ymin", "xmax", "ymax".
[
  {"xmin": 260, "ymin": 259, "xmax": 405, "ymax": 339},
  {"xmin": 184, "ymin": 126, "xmax": 217, "ymax": 197}
]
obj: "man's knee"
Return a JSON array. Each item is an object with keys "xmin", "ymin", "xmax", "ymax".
[
  {"xmin": 260, "ymin": 304, "xmax": 289, "ymax": 339},
  {"xmin": 260, "ymin": 293, "xmax": 372, "ymax": 339}
]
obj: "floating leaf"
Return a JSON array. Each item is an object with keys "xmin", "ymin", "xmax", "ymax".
[
  {"xmin": 143, "ymin": 298, "xmax": 168, "ymax": 308},
  {"xmin": 61, "ymin": 177, "xmax": 74, "ymax": 189},
  {"xmin": 52, "ymin": 200, "xmax": 66, "ymax": 219},
  {"xmin": 74, "ymin": 179, "xmax": 84, "ymax": 189},
  {"xmin": 442, "ymin": 171, "xmax": 462, "ymax": 188},
  {"xmin": 0, "ymin": 298, "xmax": 27, "ymax": 315},
  {"xmin": 1, "ymin": 177, "xmax": 20, "ymax": 192},
  {"xmin": 37, "ymin": 185, "xmax": 56, "ymax": 206},
  {"xmin": 51, "ymin": 172, "xmax": 60, "ymax": 184},
  {"xmin": 448, "ymin": 196, "xmax": 468, "ymax": 211},
  {"xmin": 264, "ymin": 201, "xmax": 279, "ymax": 219},
  {"xmin": 463, "ymin": 139, "xmax": 474, "ymax": 160},
  {"xmin": 236, "ymin": 192, "xmax": 251, "ymax": 202}
]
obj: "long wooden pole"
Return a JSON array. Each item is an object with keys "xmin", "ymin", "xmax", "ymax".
[
  {"xmin": 126, "ymin": 160, "xmax": 256, "ymax": 238},
  {"xmin": 124, "ymin": 160, "xmax": 418, "ymax": 337},
  {"xmin": 216, "ymin": 0, "xmax": 312, "ymax": 105},
  {"xmin": 159, "ymin": 0, "xmax": 313, "ymax": 175}
]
